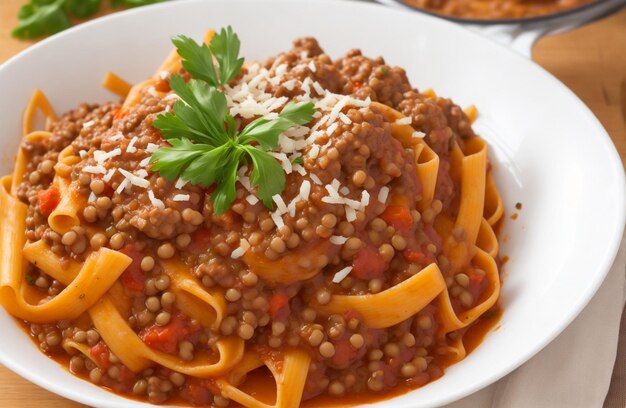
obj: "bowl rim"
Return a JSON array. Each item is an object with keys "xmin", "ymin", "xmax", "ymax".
[{"xmin": 0, "ymin": 1, "xmax": 624, "ymax": 407}]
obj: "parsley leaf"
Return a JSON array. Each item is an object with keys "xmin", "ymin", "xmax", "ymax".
[
  {"xmin": 171, "ymin": 26, "xmax": 243, "ymax": 87},
  {"xmin": 12, "ymin": 0, "xmax": 70, "ymax": 39},
  {"xmin": 171, "ymin": 35, "xmax": 220, "ymax": 87},
  {"xmin": 210, "ymin": 26, "xmax": 245, "ymax": 87},
  {"xmin": 210, "ymin": 149, "xmax": 244, "ymax": 215},
  {"xmin": 241, "ymin": 145, "xmax": 286, "ymax": 208},
  {"xmin": 65, "ymin": 0, "xmax": 101, "ymax": 18},
  {"xmin": 13, "ymin": 0, "xmax": 161, "ymax": 39},
  {"xmin": 117, "ymin": 0, "xmax": 162, "ymax": 7},
  {"xmin": 238, "ymin": 101, "xmax": 316, "ymax": 150},
  {"xmin": 149, "ymin": 27, "xmax": 315, "ymax": 214},
  {"xmin": 153, "ymin": 76, "xmax": 230, "ymax": 146}
]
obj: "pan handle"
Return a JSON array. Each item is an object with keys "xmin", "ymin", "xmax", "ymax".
[
  {"xmin": 375, "ymin": 0, "xmax": 626, "ymax": 59},
  {"xmin": 468, "ymin": 0, "xmax": 626, "ymax": 58},
  {"xmin": 466, "ymin": 25, "xmax": 545, "ymax": 58}
]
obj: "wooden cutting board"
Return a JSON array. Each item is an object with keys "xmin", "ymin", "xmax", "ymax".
[{"xmin": 0, "ymin": 1, "xmax": 624, "ymax": 407}]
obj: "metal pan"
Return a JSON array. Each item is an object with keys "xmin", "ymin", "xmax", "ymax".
[{"xmin": 376, "ymin": 0, "xmax": 626, "ymax": 55}]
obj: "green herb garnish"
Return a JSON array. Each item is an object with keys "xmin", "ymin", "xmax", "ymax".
[
  {"xmin": 172, "ymin": 27, "xmax": 244, "ymax": 87},
  {"xmin": 150, "ymin": 76, "xmax": 314, "ymax": 214},
  {"xmin": 12, "ymin": 0, "xmax": 162, "ymax": 39},
  {"xmin": 149, "ymin": 28, "xmax": 314, "ymax": 215}
]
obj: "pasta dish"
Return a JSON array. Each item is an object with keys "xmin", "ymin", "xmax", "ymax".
[{"xmin": 0, "ymin": 27, "xmax": 504, "ymax": 407}]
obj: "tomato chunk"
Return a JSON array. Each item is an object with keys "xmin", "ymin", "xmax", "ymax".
[
  {"xmin": 89, "ymin": 340, "xmax": 111, "ymax": 370},
  {"xmin": 119, "ymin": 245, "xmax": 146, "ymax": 292},
  {"xmin": 403, "ymin": 249, "xmax": 432, "ymax": 265},
  {"xmin": 187, "ymin": 228, "xmax": 212, "ymax": 254},
  {"xmin": 268, "ymin": 292, "xmax": 290, "ymax": 320},
  {"xmin": 117, "ymin": 365, "xmax": 136, "ymax": 383},
  {"xmin": 140, "ymin": 316, "xmax": 189, "ymax": 354},
  {"xmin": 352, "ymin": 244, "xmax": 387, "ymax": 279},
  {"xmin": 332, "ymin": 339, "xmax": 358, "ymax": 367},
  {"xmin": 37, "ymin": 187, "xmax": 60, "ymax": 216},
  {"xmin": 380, "ymin": 205, "xmax": 413, "ymax": 234},
  {"xmin": 180, "ymin": 378, "xmax": 213, "ymax": 405}
]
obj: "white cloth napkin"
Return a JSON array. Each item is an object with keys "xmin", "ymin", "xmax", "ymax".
[{"xmin": 446, "ymin": 235, "xmax": 626, "ymax": 408}]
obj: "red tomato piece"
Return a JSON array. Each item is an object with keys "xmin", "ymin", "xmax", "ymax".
[
  {"xmin": 180, "ymin": 378, "xmax": 212, "ymax": 405},
  {"xmin": 352, "ymin": 245, "xmax": 388, "ymax": 279},
  {"xmin": 140, "ymin": 316, "xmax": 188, "ymax": 354},
  {"xmin": 37, "ymin": 187, "xmax": 60, "ymax": 217},
  {"xmin": 89, "ymin": 340, "xmax": 111, "ymax": 370},
  {"xmin": 332, "ymin": 339, "xmax": 357, "ymax": 366},
  {"xmin": 119, "ymin": 245, "xmax": 146, "ymax": 292},
  {"xmin": 268, "ymin": 292, "xmax": 290, "ymax": 320},
  {"xmin": 117, "ymin": 365, "xmax": 136, "ymax": 383},
  {"xmin": 187, "ymin": 228, "xmax": 212, "ymax": 254},
  {"xmin": 403, "ymin": 249, "xmax": 431, "ymax": 265},
  {"xmin": 469, "ymin": 271, "xmax": 485, "ymax": 285},
  {"xmin": 380, "ymin": 205, "xmax": 413, "ymax": 234}
]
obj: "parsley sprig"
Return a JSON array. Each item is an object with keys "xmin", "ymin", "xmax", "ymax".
[
  {"xmin": 150, "ymin": 28, "xmax": 314, "ymax": 215},
  {"xmin": 13, "ymin": 0, "xmax": 162, "ymax": 39}
]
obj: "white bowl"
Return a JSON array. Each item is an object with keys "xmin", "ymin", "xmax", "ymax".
[{"xmin": 0, "ymin": 0, "xmax": 624, "ymax": 407}]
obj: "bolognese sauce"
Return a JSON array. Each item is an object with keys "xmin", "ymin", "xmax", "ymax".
[{"xmin": 1, "ymin": 32, "xmax": 503, "ymax": 407}]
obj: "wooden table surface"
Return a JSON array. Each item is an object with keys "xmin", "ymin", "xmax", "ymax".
[{"xmin": 0, "ymin": 1, "xmax": 625, "ymax": 407}]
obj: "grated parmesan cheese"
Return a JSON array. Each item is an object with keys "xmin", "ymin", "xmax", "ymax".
[
  {"xmin": 311, "ymin": 81, "xmax": 325, "ymax": 97},
  {"xmin": 339, "ymin": 113, "xmax": 352, "ymax": 124},
  {"xmin": 146, "ymin": 143, "xmax": 159, "ymax": 153},
  {"xmin": 79, "ymin": 150, "xmax": 87, "ymax": 159},
  {"xmin": 115, "ymin": 179, "xmax": 129, "ymax": 194},
  {"xmin": 321, "ymin": 196, "xmax": 345, "ymax": 205},
  {"xmin": 173, "ymin": 194, "xmax": 190, "ymax": 201},
  {"xmin": 308, "ymin": 144, "xmax": 320, "ymax": 159},
  {"xmin": 299, "ymin": 180, "xmax": 311, "ymax": 200},
  {"xmin": 293, "ymin": 164, "xmax": 306, "ymax": 176},
  {"xmin": 231, "ymin": 238, "xmax": 251, "ymax": 259},
  {"xmin": 148, "ymin": 190, "xmax": 165, "ymax": 209},
  {"xmin": 94, "ymin": 148, "xmax": 121, "ymax": 164},
  {"xmin": 308, "ymin": 61, "xmax": 316, "ymax": 72},
  {"xmin": 360, "ymin": 190, "xmax": 370, "ymax": 210},
  {"xmin": 332, "ymin": 266, "xmax": 353, "ymax": 283},
  {"xmin": 119, "ymin": 169, "xmax": 149, "ymax": 189},
  {"xmin": 82, "ymin": 120, "xmax": 95, "ymax": 129},
  {"xmin": 395, "ymin": 117, "xmax": 412, "ymax": 125},
  {"xmin": 88, "ymin": 192, "xmax": 96, "ymax": 203},
  {"xmin": 378, "ymin": 186, "xmax": 390, "ymax": 204},
  {"xmin": 126, "ymin": 137, "xmax": 138, "ymax": 154},
  {"xmin": 175, "ymin": 178, "xmax": 188, "ymax": 189},
  {"xmin": 330, "ymin": 236, "xmax": 348, "ymax": 245},
  {"xmin": 83, "ymin": 165, "xmax": 106, "ymax": 174},
  {"xmin": 103, "ymin": 169, "xmax": 116, "ymax": 183},
  {"xmin": 287, "ymin": 198, "xmax": 297, "ymax": 217},
  {"xmin": 246, "ymin": 195, "xmax": 259, "ymax": 205},
  {"xmin": 139, "ymin": 157, "xmax": 151, "ymax": 167},
  {"xmin": 272, "ymin": 194, "xmax": 288, "ymax": 214},
  {"xmin": 310, "ymin": 174, "xmax": 322, "ymax": 185},
  {"xmin": 270, "ymin": 211, "xmax": 285, "ymax": 229},
  {"xmin": 412, "ymin": 131, "xmax": 426, "ymax": 139},
  {"xmin": 345, "ymin": 206, "xmax": 357, "ymax": 222},
  {"xmin": 326, "ymin": 122, "xmax": 338, "ymax": 137},
  {"xmin": 110, "ymin": 132, "xmax": 124, "ymax": 141}
]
